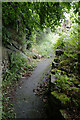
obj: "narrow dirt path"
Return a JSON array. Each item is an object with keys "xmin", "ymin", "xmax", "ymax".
[{"xmin": 12, "ymin": 58, "xmax": 52, "ymax": 119}]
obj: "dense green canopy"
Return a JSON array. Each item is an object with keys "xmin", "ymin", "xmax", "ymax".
[
  {"xmin": 2, "ymin": 2, "xmax": 72, "ymax": 47},
  {"xmin": 2, "ymin": 2, "xmax": 71, "ymax": 31}
]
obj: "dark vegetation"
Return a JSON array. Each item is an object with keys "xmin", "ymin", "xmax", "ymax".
[
  {"xmin": 50, "ymin": 22, "xmax": 80, "ymax": 119},
  {"xmin": 2, "ymin": 2, "xmax": 80, "ymax": 119}
]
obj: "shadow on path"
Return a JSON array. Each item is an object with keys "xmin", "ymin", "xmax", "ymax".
[
  {"xmin": 12, "ymin": 58, "xmax": 65, "ymax": 120},
  {"xmin": 12, "ymin": 58, "xmax": 52, "ymax": 119}
]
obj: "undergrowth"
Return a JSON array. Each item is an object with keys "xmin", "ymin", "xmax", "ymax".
[
  {"xmin": 50, "ymin": 22, "xmax": 80, "ymax": 119},
  {"xmin": 2, "ymin": 52, "xmax": 36, "ymax": 119}
]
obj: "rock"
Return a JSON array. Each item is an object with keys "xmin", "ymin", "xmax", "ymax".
[
  {"xmin": 37, "ymin": 86, "xmax": 41, "ymax": 90},
  {"xmin": 33, "ymin": 89, "xmax": 38, "ymax": 95},
  {"xmin": 37, "ymin": 54, "xmax": 42, "ymax": 59},
  {"xmin": 56, "ymin": 49, "xmax": 64, "ymax": 56},
  {"xmin": 33, "ymin": 53, "xmax": 42, "ymax": 59}
]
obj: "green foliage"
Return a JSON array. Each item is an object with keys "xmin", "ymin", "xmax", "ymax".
[
  {"xmin": 2, "ymin": 52, "xmax": 30, "ymax": 119},
  {"xmin": 2, "ymin": 2, "xmax": 79, "ymax": 119},
  {"xmin": 52, "ymin": 22, "xmax": 80, "ymax": 96},
  {"xmin": 3, "ymin": 52, "xmax": 28, "ymax": 84},
  {"xmin": 54, "ymin": 73, "xmax": 79, "ymax": 92},
  {"xmin": 51, "ymin": 5, "xmax": 80, "ymax": 116},
  {"xmin": 2, "ymin": 2, "xmax": 71, "ymax": 47},
  {"xmin": 2, "ymin": 2, "xmax": 63, "ymax": 30},
  {"xmin": 31, "ymin": 29, "xmax": 59, "ymax": 57},
  {"xmin": 2, "ymin": 26, "xmax": 11, "ymax": 46},
  {"xmin": 35, "ymin": 39, "xmax": 53, "ymax": 57},
  {"xmin": 55, "ymin": 22, "xmax": 78, "ymax": 58},
  {"xmin": 51, "ymin": 91, "xmax": 70, "ymax": 104}
]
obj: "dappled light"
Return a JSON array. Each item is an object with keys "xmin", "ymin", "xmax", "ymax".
[
  {"xmin": 31, "ymin": 29, "xmax": 59, "ymax": 57},
  {"xmin": 1, "ymin": 1, "xmax": 79, "ymax": 120}
]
